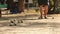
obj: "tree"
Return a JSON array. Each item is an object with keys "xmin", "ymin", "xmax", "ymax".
[
  {"xmin": 18, "ymin": 0, "xmax": 24, "ymax": 13},
  {"xmin": 53, "ymin": 0, "xmax": 58, "ymax": 13},
  {"xmin": 48, "ymin": 0, "xmax": 58, "ymax": 14},
  {"xmin": 0, "ymin": 9, "xmax": 1, "ymax": 17},
  {"xmin": 48, "ymin": 0, "xmax": 54, "ymax": 14}
]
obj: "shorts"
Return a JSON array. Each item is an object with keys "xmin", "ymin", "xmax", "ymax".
[{"xmin": 38, "ymin": 0, "xmax": 48, "ymax": 5}]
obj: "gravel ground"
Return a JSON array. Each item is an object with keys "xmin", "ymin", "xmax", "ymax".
[
  {"xmin": 0, "ymin": 14, "xmax": 60, "ymax": 34},
  {"xmin": 0, "ymin": 26, "xmax": 60, "ymax": 34}
]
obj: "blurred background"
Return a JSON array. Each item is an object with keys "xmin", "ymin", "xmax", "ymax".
[{"xmin": 0, "ymin": 0, "xmax": 60, "ymax": 17}]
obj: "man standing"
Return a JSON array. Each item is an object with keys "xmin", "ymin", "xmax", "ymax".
[{"xmin": 38, "ymin": 0, "xmax": 48, "ymax": 19}]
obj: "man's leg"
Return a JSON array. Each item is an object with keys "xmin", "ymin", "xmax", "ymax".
[
  {"xmin": 39, "ymin": 5, "xmax": 43, "ymax": 19},
  {"xmin": 44, "ymin": 5, "xmax": 48, "ymax": 18}
]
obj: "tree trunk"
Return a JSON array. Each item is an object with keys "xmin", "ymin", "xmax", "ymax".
[
  {"xmin": 6, "ymin": 0, "xmax": 13, "ymax": 10},
  {"xmin": 0, "ymin": 9, "xmax": 1, "ymax": 17},
  {"xmin": 18, "ymin": 0, "xmax": 24, "ymax": 13},
  {"xmin": 53, "ymin": 0, "xmax": 58, "ymax": 13}
]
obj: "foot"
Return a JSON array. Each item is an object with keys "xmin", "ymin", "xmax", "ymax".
[
  {"xmin": 38, "ymin": 16, "xmax": 43, "ymax": 19},
  {"xmin": 44, "ymin": 17, "xmax": 47, "ymax": 19}
]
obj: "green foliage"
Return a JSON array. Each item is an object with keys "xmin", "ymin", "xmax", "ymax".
[
  {"xmin": 49, "ymin": 0, "xmax": 54, "ymax": 6},
  {"xmin": 57, "ymin": 4, "xmax": 60, "ymax": 12},
  {"xmin": 33, "ymin": 0, "xmax": 38, "ymax": 3}
]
